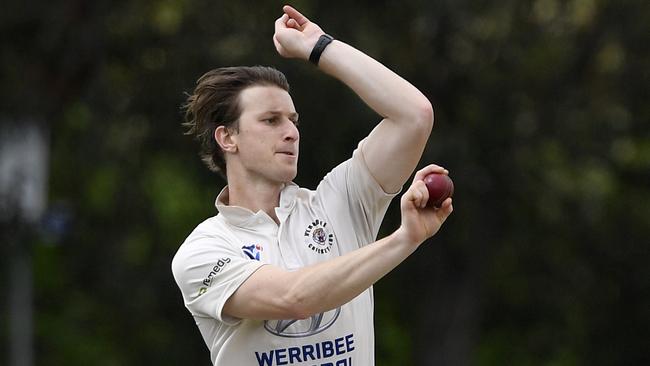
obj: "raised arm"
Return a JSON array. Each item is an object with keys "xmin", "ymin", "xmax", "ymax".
[
  {"xmin": 274, "ymin": 5, "xmax": 434, "ymax": 193},
  {"xmin": 223, "ymin": 165, "xmax": 453, "ymax": 320}
]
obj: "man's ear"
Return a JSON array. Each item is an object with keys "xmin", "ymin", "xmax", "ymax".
[{"xmin": 215, "ymin": 125, "xmax": 237, "ymax": 153}]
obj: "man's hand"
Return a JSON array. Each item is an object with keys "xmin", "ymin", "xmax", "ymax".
[
  {"xmin": 273, "ymin": 5, "xmax": 325, "ymax": 60},
  {"xmin": 397, "ymin": 164, "xmax": 454, "ymax": 246}
]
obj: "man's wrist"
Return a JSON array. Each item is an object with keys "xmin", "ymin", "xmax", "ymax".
[
  {"xmin": 309, "ymin": 34, "xmax": 334, "ymax": 65},
  {"xmin": 391, "ymin": 227, "xmax": 422, "ymax": 252}
]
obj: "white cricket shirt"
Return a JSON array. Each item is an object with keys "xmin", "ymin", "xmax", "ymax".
[{"xmin": 172, "ymin": 142, "xmax": 398, "ymax": 365}]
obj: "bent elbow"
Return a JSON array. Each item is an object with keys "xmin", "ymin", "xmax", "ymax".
[
  {"xmin": 406, "ymin": 98, "xmax": 433, "ymax": 137},
  {"xmin": 417, "ymin": 98, "xmax": 434, "ymax": 129}
]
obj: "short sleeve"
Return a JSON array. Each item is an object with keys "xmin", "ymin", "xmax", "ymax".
[
  {"xmin": 315, "ymin": 139, "xmax": 400, "ymax": 247},
  {"xmin": 171, "ymin": 225, "xmax": 265, "ymax": 325}
]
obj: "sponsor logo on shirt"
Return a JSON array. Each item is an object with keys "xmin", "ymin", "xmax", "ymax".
[
  {"xmin": 264, "ymin": 307, "xmax": 341, "ymax": 338},
  {"xmin": 242, "ymin": 243, "xmax": 264, "ymax": 261},
  {"xmin": 304, "ymin": 219, "xmax": 334, "ymax": 254},
  {"xmin": 197, "ymin": 257, "xmax": 232, "ymax": 297},
  {"xmin": 254, "ymin": 332, "xmax": 355, "ymax": 365}
]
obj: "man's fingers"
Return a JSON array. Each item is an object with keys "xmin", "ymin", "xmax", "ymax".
[
  {"xmin": 287, "ymin": 18, "xmax": 302, "ymax": 30},
  {"xmin": 416, "ymin": 181, "xmax": 429, "ymax": 208},
  {"xmin": 283, "ymin": 5, "xmax": 309, "ymax": 26},
  {"xmin": 405, "ymin": 181, "xmax": 429, "ymax": 208},
  {"xmin": 413, "ymin": 164, "xmax": 448, "ymax": 182},
  {"xmin": 275, "ymin": 13, "xmax": 289, "ymax": 32},
  {"xmin": 436, "ymin": 198, "xmax": 454, "ymax": 220}
]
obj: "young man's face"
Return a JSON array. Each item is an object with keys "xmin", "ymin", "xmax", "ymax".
[{"xmin": 230, "ymin": 85, "xmax": 300, "ymax": 184}]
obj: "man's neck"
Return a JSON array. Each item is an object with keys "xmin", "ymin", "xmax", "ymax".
[{"xmin": 225, "ymin": 174, "xmax": 284, "ymax": 224}]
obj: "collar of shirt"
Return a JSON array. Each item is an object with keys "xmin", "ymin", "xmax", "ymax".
[{"xmin": 214, "ymin": 183, "xmax": 299, "ymax": 228}]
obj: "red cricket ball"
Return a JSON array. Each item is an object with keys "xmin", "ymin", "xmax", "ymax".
[{"xmin": 423, "ymin": 173, "xmax": 454, "ymax": 208}]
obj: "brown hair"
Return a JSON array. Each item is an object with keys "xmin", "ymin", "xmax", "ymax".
[{"xmin": 183, "ymin": 66, "xmax": 290, "ymax": 175}]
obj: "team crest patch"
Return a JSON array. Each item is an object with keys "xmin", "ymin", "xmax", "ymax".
[
  {"xmin": 242, "ymin": 244, "xmax": 263, "ymax": 261},
  {"xmin": 304, "ymin": 219, "xmax": 334, "ymax": 254}
]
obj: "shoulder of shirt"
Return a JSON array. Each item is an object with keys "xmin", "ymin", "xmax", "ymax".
[
  {"xmin": 170, "ymin": 215, "xmax": 241, "ymax": 278},
  {"xmin": 174, "ymin": 215, "xmax": 234, "ymax": 254}
]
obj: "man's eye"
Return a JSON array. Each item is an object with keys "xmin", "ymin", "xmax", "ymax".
[{"xmin": 291, "ymin": 119, "xmax": 300, "ymax": 126}]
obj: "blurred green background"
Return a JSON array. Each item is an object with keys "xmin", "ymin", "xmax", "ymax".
[{"xmin": 1, "ymin": 0, "xmax": 649, "ymax": 365}]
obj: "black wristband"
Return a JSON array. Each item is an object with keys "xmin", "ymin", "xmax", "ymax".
[{"xmin": 309, "ymin": 34, "xmax": 334, "ymax": 65}]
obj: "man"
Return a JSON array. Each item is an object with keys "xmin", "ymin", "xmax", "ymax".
[{"xmin": 172, "ymin": 5, "xmax": 453, "ymax": 365}]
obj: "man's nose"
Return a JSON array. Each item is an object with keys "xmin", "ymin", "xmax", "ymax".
[{"xmin": 284, "ymin": 120, "xmax": 299, "ymax": 141}]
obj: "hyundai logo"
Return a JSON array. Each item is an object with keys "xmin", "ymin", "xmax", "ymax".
[{"xmin": 264, "ymin": 307, "xmax": 341, "ymax": 338}]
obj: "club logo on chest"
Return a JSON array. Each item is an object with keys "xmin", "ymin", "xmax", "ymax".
[{"xmin": 304, "ymin": 219, "xmax": 334, "ymax": 254}]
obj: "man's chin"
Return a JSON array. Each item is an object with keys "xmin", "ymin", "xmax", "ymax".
[{"xmin": 278, "ymin": 169, "xmax": 298, "ymax": 183}]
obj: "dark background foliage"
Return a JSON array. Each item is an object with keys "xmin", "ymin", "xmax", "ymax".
[{"xmin": 1, "ymin": 0, "xmax": 648, "ymax": 365}]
